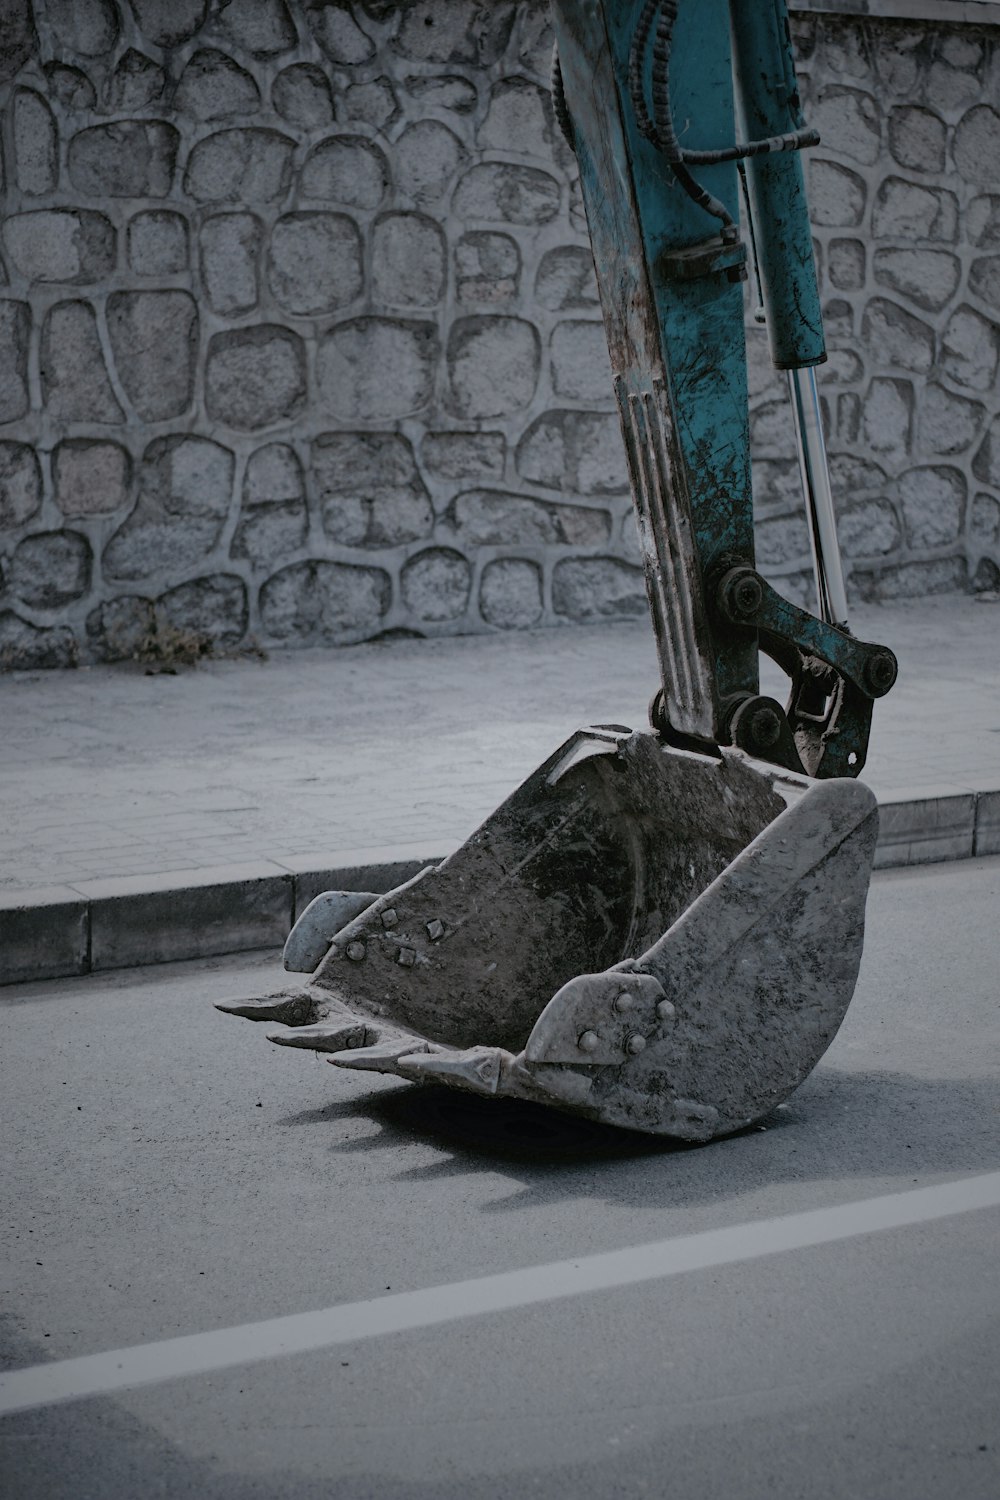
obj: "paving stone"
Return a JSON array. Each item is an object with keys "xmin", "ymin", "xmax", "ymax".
[
  {"xmin": 972, "ymin": 413, "xmax": 1000, "ymax": 488},
  {"xmin": 317, "ymin": 318, "xmax": 437, "ymax": 421},
  {"xmin": 0, "ymin": 611, "xmax": 77, "ymax": 669},
  {"xmin": 127, "ymin": 211, "xmax": 189, "ymax": 276},
  {"xmin": 244, "ymin": 441, "xmax": 304, "ymax": 505},
  {"xmin": 888, "ymin": 105, "xmax": 947, "ymax": 173},
  {"xmin": 3, "ymin": 210, "xmax": 115, "ymax": 284},
  {"xmin": 106, "ymin": 290, "xmax": 198, "ymax": 421},
  {"xmin": 971, "ymin": 491, "xmax": 1000, "ymax": 545},
  {"xmin": 822, "ymin": 298, "xmax": 855, "ymax": 340},
  {"xmin": 175, "ymin": 48, "xmax": 260, "ymax": 120},
  {"xmin": 0, "ymin": 0, "xmax": 37, "ymax": 83},
  {"xmin": 205, "ymin": 325, "xmax": 306, "ymax": 431},
  {"xmin": 313, "ymin": 432, "xmax": 433, "ymax": 547},
  {"xmin": 53, "ymin": 440, "xmax": 131, "ymax": 518},
  {"xmin": 200, "ymin": 213, "xmax": 261, "ymax": 316},
  {"xmin": 421, "ymin": 431, "xmax": 505, "ymax": 481},
  {"xmin": 827, "ymin": 238, "xmax": 864, "ymax": 292},
  {"xmin": 270, "ymin": 212, "xmax": 364, "ymax": 315},
  {"xmin": 899, "ymin": 465, "xmax": 966, "ymax": 549},
  {"xmin": 807, "ymin": 158, "xmax": 865, "ymax": 226},
  {"xmin": 128, "ymin": 0, "xmax": 208, "ymax": 49},
  {"xmin": 69, "ymin": 121, "xmax": 179, "ymax": 198},
  {"xmin": 106, "ymin": 49, "xmax": 165, "ymax": 111},
  {"xmin": 871, "ymin": 177, "xmax": 957, "ymax": 242},
  {"xmin": 453, "ymin": 162, "xmax": 560, "ymax": 224},
  {"xmin": 872, "ymin": 248, "xmax": 960, "ymax": 313},
  {"xmin": 344, "ymin": 77, "xmax": 398, "ymax": 129},
  {"xmin": 14, "ymin": 88, "xmax": 58, "ymax": 195},
  {"xmin": 259, "ymin": 560, "xmax": 391, "ymax": 643},
  {"xmin": 0, "ymin": 442, "xmax": 41, "ymax": 531},
  {"xmin": 272, "ymin": 64, "xmax": 335, "ymax": 128},
  {"xmin": 478, "ymin": 77, "xmax": 553, "ymax": 157},
  {"xmin": 479, "ymin": 557, "xmax": 543, "ymax": 628},
  {"xmin": 746, "ymin": 328, "xmax": 786, "ymax": 403},
  {"xmin": 45, "ymin": 0, "xmax": 117, "ymax": 56},
  {"xmin": 953, "ymin": 105, "xmax": 1000, "ymax": 186},
  {"xmin": 307, "ymin": 2, "xmax": 375, "ymax": 63},
  {"xmin": 550, "ymin": 320, "xmax": 612, "ymax": 402},
  {"xmin": 755, "ymin": 514, "xmax": 811, "ymax": 567},
  {"xmin": 534, "ymin": 245, "xmax": 599, "ymax": 311},
  {"xmin": 214, "ymin": 0, "xmax": 296, "ymax": 56},
  {"xmin": 837, "ymin": 498, "xmax": 901, "ymax": 559},
  {"xmin": 751, "ymin": 457, "xmax": 802, "ymax": 512},
  {"xmin": 861, "ymin": 297, "xmax": 934, "ymax": 374},
  {"xmin": 371, "ymin": 213, "xmax": 445, "ymax": 308},
  {"xmin": 394, "ymin": 1, "xmax": 515, "ymax": 65},
  {"xmin": 750, "ymin": 399, "xmax": 798, "ymax": 457},
  {"xmin": 103, "ymin": 436, "xmax": 234, "ymax": 582},
  {"xmin": 920, "ymin": 384, "xmax": 985, "ymax": 456},
  {"xmin": 156, "ymin": 574, "xmax": 248, "ymax": 647},
  {"xmin": 446, "ymin": 315, "xmax": 539, "ymax": 418},
  {"xmin": 967, "ymin": 254, "xmax": 1000, "ymax": 315},
  {"xmin": 552, "ymin": 557, "xmax": 646, "ymax": 619},
  {"xmin": 395, "ymin": 120, "xmax": 465, "ymax": 204},
  {"xmin": 43, "ymin": 63, "xmax": 96, "ymax": 111},
  {"xmin": 851, "ymin": 555, "xmax": 967, "ymax": 602},
  {"xmin": 455, "ymin": 231, "xmax": 519, "ymax": 304},
  {"xmin": 184, "ymin": 128, "xmax": 294, "ymax": 204},
  {"xmin": 444, "ymin": 488, "xmax": 610, "ymax": 546},
  {"xmin": 84, "ymin": 595, "xmax": 155, "ymax": 661},
  {"xmin": 515, "ymin": 6, "xmax": 554, "ymax": 75},
  {"xmin": 231, "ymin": 499, "xmax": 306, "ymax": 568},
  {"xmin": 401, "ymin": 547, "xmax": 471, "ymax": 622},
  {"xmin": 861, "ymin": 377, "xmax": 913, "ymax": 463},
  {"xmin": 811, "ymin": 85, "xmax": 880, "ymax": 165},
  {"xmin": 8, "ymin": 530, "xmax": 91, "ymax": 609},
  {"xmin": 517, "ymin": 410, "xmax": 627, "ymax": 495},
  {"xmin": 818, "ymin": 348, "xmax": 864, "ymax": 385},
  {"xmin": 41, "ymin": 301, "xmax": 123, "ymax": 425},
  {"xmin": 300, "ymin": 136, "xmax": 389, "ymax": 207},
  {"xmin": 0, "ymin": 301, "xmax": 30, "ymax": 424},
  {"xmin": 941, "ymin": 304, "xmax": 1000, "ymax": 391},
  {"xmin": 402, "ymin": 74, "xmax": 477, "ymax": 115},
  {"xmin": 967, "ymin": 194, "xmax": 1000, "ymax": 249}
]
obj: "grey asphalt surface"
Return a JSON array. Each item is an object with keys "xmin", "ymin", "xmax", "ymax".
[{"xmin": 2, "ymin": 856, "xmax": 999, "ymax": 1499}]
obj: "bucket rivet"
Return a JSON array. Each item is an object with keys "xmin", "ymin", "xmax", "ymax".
[
  {"xmin": 656, "ymin": 999, "xmax": 675, "ymax": 1021},
  {"xmin": 380, "ymin": 908, "xmax": 398, "ymax": 930},
  {"xmin": 346, "ymin": 941, "xmax": 366, "ymax": 962},
  {"xmin": 614, "ymin": 991, "xmax": 634, "ymax": 1013},
  {"xmin": 426, "ymin": 918, "xmax": 445, "ymax": 941},
  {"xmin": 626, "ymin": 1033, "xmax": 646, "ymax": 1055},
  {"xmin": 578, "ymin": 1030, "xmax": 600, "ymax": 1053}
]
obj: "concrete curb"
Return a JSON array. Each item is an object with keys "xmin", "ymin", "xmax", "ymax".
[{"xmin": 3, "ymin": 792, "xmax": 999, "ymax": 988}]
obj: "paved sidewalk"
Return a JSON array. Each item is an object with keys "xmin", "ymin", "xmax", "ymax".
[{"xmin": 2, "ymin": 594, "xmax": 998, "ymax": 984}]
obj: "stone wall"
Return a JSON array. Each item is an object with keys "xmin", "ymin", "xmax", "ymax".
[{"xmin": 1, "ymin": 1, "xmax": 998, "ymax": 669}]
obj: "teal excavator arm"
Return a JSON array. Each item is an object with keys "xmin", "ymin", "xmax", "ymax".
[{"xmin": 550, "ymin": 0, "xmax": 896, "ymax": 777}]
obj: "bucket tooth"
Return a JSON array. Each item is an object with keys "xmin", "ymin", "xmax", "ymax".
[
  {"xmin": 266, "ymin": 1019, "xmax": 380, "ymax": 1052},
  {"xmin": 215, "ymin": 990, "xmax": 319, "ymax": 1026},
  {"xmin": 395, "ymin": 1046, "xmax": 507, "ymax": 1096},
  {"xmin": 329, "ymin": 1038, "xmax": 437, "ymax": 1075}
]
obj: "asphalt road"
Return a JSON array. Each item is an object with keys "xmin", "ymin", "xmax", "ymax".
[{"xmin": 2, "ymin": 857, "xmax": 999, "ymax": 1499}]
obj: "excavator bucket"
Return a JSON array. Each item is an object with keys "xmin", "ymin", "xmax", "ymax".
[{"xmin": 218, "ymin": 729, "xmax": 878, "ymax": 1141}]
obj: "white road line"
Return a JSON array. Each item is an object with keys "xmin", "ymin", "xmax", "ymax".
[{"xmin": 3, "ymin": 1171, "xmax": 999, "ymax": 1418}]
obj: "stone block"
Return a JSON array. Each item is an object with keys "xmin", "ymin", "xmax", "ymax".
[
  {"xmin": 215, "ymin": 0, "xmax": 296, "ymax": 56},
  {"xmin": 454, "ymin": 231, "xmax": 519, "ymax": 304},
  {"xmin": 898, "ymin": 466, "xmax": 965, "ymax": 549},
  {"xmin": 156, "ymin": 574, "xmax": 248, "ymax": 646},
  {"xmin": 807, "ymin": 159, "xmax": 865, "ymax": 226},
  {"xmin": 269, "ymin": 212, "xmax": 364, "ymax": 315},
  {"xmin": 69, "ymin": 121, "xmax": 179, "ymax": 198},
  {"xmin": 861, "ymin": 377, "xmax": 913, "ymax": 463},
  {"xmin": 128, "ymin": 0, "xmax": 208, "ymax": 49},
  {"xmin": 344, "ymin": 78, "xmax": 398, "ymax": 129},
  {"xmin": 967, "ymin": 194, "xmax": 1000, "ymax": 249},
  {"xmin": 395, "ymin": 121, "xmax": 465, "ymax": 204},
  {"xmin": 127, "ymin": 211, "xmax": 189, "ymax": 276},
  {"xmin": 231, "ymin": 501, "xmax": 306, "ymax": 568},
  {"xmin": 550, "ymin": 320, "xmax": 612, "ymax": 403},
  {"xmin": 822, "ymin": 299, "xmax": 854, "ymax": 340},
  {"xmin": 837, "ymin": 498, "xmax": 901, "ymax": 559},
  {"xmin": 453, "ymin": 163, "xmax": 560, "ymax": 224},
  {"xmin": 8, "ymin": 530, "xmax": 91, "ymax": 609},
  {"xmin": 272, "ymin": 64, "xmax": 335, "ymax": 128},
  {"xmin": 176, "ymin": 48, "xmax": 260, "ymax": 120},
  {"xmin": 300, "ymin": 136, "xmax": 389, "ymax": 208},
  {"xmin": 919, "ymin": 384, "xmax": 984, "ymax": 456},
  {"xmin": 372, "ymin": 213, "xmax": 445, "ymax": 307},
  {"xmin": 478, "ymin": 78, "xmax": 554, "ymax": 157},
  {"xmin": 43, "ymin": 64, "xmax": 96, "ymax": 110},
  {"xmin": 0, "ymin": 301, "xmax": 30, "ymax": 423},
  {"xmin": 394, "ymin": 2, "xmax": 515, "ymax": 65},
  {"xmin": 535, "ymin": 246, "xmax": 599, "ymax": 310},
  {"xmin": 245, "ymin": 442, "xmax": 304, "ymax": 504},
  {"xmin": 14, "ymin": 89, "xmax": 58, "ymax": 195},
  {"xmin": 746, "ymin": 328, "xmax": 786, "ymax": 403},
  {"xmin": 307, "ymin": 3, "xmax": 375, "ymax": 63},
  {"xmin": 317, "ymin": 318, "xmax": 437, "ymax": 421},
  {"xmin": 552, "ymin": 557, "xmax": 646, "ymax": 619},
  {"xmin": 403, "ymin": 75, "xmax": 477, "ymax": 115},
  {"xmin": 53, "ymin": 440, "xmax": 131, "ymax": 518},
  {"xmin": 941, "ymin": 305, "xmax": 1000, "ymax": 391},
  {"xmin": 0, "ymin": 612, "xmax": 78, "ymax": 669},
  {"xmin": 818, "ymin": 348, "xmax": 864, "ymax": 385},
  {"xmin": 750, "ymin": 400, "xmax": 798, "ymax": 457},
  {"xmin": 0, "ymin": 0, "xmax": 35, "ymax": 83},
  {"xmin": 205, "ymin": 325, "xmax": 306, "ymax": 431},
  {"xmin": 259, "ymin": 560, "xmax": 391, "ymax": 643},
  {"xmin": 0, "ymin": 887, "xmax": 89, "ymax": 986},
  {"xmin": 873, "ymin": 789, "xmax": 975, "ymax": 869},
  {"xmin": 872, "ymin": 177, "xmax": 957, "ymax": 242},
  {"xmin": 811, "ymin": 86, "xmax": 880, "ymax": 165},
  {"xmin": 751, "ymin": 457, "xmax": 801, "ymax": 512},
  {"xmin": 444, "ymin": 489, "xmax": 609, "ymax": 546},
  {"xmin": 968, "ymin": 255, "xmax": 1000, "ymax": 314},
  {"xmin": 827, "ymin": 238, "xmax": 864, "ymax": 292},
  {"xmin": 971, "ymin": 491, "xmax": 1000, "ymax": 545},
  {"xmin": 107, "ymin": 290, "xmax": 198, "ymax": 421},
  {"xmin": 4, "ymin": 210, "xmax": 115, "ymax": 285},
  {"xmin": 755, "ymin": 515, "xmax": 810, "ymax": 568},
  {"xmin": 106, "ymin": 49, "xmax": 165, "ymax": 110},
  {"xmin": 861, "ymin": 298, "xmax": 934, "ymax": 374},
  {"xmin": 85, "ymin": 595, "xmax": 155, "ymax": 661},
  {"xmin": 517, "ymin": 410, "xmax": 627, "ymax": 495},
  {"xmin": 479, "ymin": 557, "xmax": 543, "ymax": 629},
  {"xmin": 200, "ymin": 213, "xmax": 261, "ymax": 315},
  {"xmin": 103, "ymin": 435, "xmax": 234, "ymax": 582},
  {"xmin": 973, "ymin": 414, "xmax": 1000, "ymax": 487},
  {"xmin": 41, "ymin": 301, "xmax": 123, "ymax": 424},
  {"xmin": 0, "ymin": 442, "xmax": 41, "ymax": 530},
  {"xmin": 975, "ymin": 790, "xmax": 1000, "ymax": 857},
  {"xmin": 401, "ymin": 548, "xmax": 471, "ymax": 622},
  {"xmin": 421, "ymin": 432, "xmax": 505, "ymax": 481},
  {"xmin": 851, "ymin": 556, "xmax": 966, "ymax": 603},
  {"xmin": 184, "ymin": 128, "xmax": 294, "ymax": 203},
  {"xmin": 954, "ymin": 106, "xmax": 1000, "ymax": 186},
  {"xmin": 872, "ymin": 248, "xmax": 960, "ymax": 313},
  {"xmin": 446, "ymin": 316, "xmax": 539, "ymax": 418},
  {"xmin": 313, "ymin": 432, "xmax": 432, "ymax": 547}
]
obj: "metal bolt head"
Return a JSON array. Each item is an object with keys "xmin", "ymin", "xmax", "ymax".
[
  {"xmin": 380, "ymin": 908, "xmax": 398, "ymax": 930},
  {"xmin": 656, "ymin": 999, "xmax": 676, "ymax": 1021},
  {"xmin": 749, "ymin": 705, "xmax": 782, "ymax": 748},
  {"xmin": 864, "ymin": 649, "xmax": 897, "ymax": 696},
  {"xmin": 397, "ymin": 946, "xmax": 416, "ymax": 968},
  {"xmin": 613, "ymin": 991, "xmax": 634, "ymax": 1013},
  {"xmin": 578, "ymin": 1030, "xmax": 600, "ymax": 1053},
  {"xmin": 346, "ymin": 941, "xmax": 366, "ymax": 962},
  {"xmin": 425, "ymin": 918, "xmax": 445, "ymax": 942},
  {"xmin": 625, "ymin": 1033, "xmax": 646, "ymax": 1055}
]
